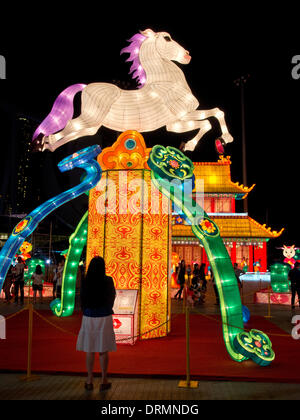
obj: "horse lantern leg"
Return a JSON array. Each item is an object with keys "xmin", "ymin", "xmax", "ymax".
[{"xmin": 171, "ymin": 108, "xmax": 233, "ymax": 153}]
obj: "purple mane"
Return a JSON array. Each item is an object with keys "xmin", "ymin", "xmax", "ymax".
[{"xmin": 120, "ymin": 33, "xmax": 147, "ymax": 89}]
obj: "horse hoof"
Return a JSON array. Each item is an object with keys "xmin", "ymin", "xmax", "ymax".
[
  {"xmin": 179, "ymin": 142, "xmax": 186, "ymax": 152},
  {"xmin": 31, "ymin": 134, "xmax": 45, "ymax": 153},
  {"xmin": 215, "ymin": 138, "xmax": 225, "ymax": 155}
]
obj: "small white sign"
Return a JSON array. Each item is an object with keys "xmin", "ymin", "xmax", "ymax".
[
  {"xmin": 113, "ymin": 290, "xmax": 138, "ymax": 315},
  {"xmin": 113, "ymin": 316, "xmax": 132, "ymax": 336}
]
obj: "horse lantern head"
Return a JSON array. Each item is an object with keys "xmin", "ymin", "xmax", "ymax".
[{"xmin": 140, "ymin": 29, "xmax": 192, "ymax": 65}]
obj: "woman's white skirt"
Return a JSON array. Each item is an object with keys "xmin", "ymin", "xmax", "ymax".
[{"xmin": 76, "ymin": 315, "xmax": 117, "ymax": 353}]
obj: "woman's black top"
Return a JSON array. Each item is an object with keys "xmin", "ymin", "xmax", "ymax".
[{"xmin": 81, "ymin": 275, "xmax": 116, "ymax": 318}]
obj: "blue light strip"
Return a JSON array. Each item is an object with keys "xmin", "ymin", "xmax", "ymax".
[
  {"xmin": 173, "ymin": 212, "xmax": 249, "ymax": 217},
  {"xmin": 207, "ymin": 213, "xmax": 249, "ymax": 217},
  {"xmin": 0, "ymin": 145, "xmax": 102, "ymax": 291},
  {"xmin": 240, "ymin": 273, "xmax": 271, "ymax": 282}
]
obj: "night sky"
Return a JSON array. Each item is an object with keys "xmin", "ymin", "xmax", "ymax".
[{"xmin": 0, "ymin": 23, "xmax": 299, "ymax": 260}]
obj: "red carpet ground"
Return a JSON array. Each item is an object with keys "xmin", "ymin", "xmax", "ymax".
[{"xmin": 1, "ymin": 309, "xmax": 300, "ymax": 383}]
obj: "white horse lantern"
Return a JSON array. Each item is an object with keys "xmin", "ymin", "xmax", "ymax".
[{"xmin": 33, "ymin": 29, "xmax": 233, "ymax": 153}]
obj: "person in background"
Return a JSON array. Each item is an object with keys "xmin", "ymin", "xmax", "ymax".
[
  {"xmin": 186, "ymin": 265, "xmax": 192, "ymax": 286},
  {"xmin": 211, "ymin": 269, "xmax": 220, "ymax": 306},
  {"xmin": 199, "ymin": 263, "xmax": 207, "ymax": 292},
  {"xmin": 14, "ymin": 257, "xmax": 25, "ymax": 305},
  {"xmin": 234, "ymin": 263, "xmax": 244, "ymax": 289},
  {"xmin": 54, "ymin": 257, "xmax": 65, "ymax": 299},
  {"xmin": 289, "ymin": 262, "xmax": 300, "ymax": 310},
  {"xmin": 2, "ymin": 266, "xmax": 14, "ymax": 303},
  {"xmin": 76, "ymin": 257, "xmax": 116, "ymax": 393},
  {"xmin": 190, "ymin": 278, "xmax": 205, "ymax": 306},
  {"xmin": 192, "ymin": 264, "xmax": 200, "ymax": 286},
  {"xmin": 31, "ymin": 265, "xmax": 44, "ymax": 304},
  {"xmin": 175, "ymin": 260, "xmax": 186, "ymax": 300},
  {"xmin": 52, "ymin": 263, "xmax": 58, "ymax": 299}
]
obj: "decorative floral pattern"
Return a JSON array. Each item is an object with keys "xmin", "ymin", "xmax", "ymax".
[
  {"xmin": 195, "ymin": 217, "xmax": 220, "ymax": 238},
  {"xmin": 200, "ymin": 219, "xmax": 217, "ymax": 234},
  {"xmin": 13, "ymin": 217, "xmax": 32, "ymax": 236},
  {"xmin": 98, "ymin": 131, "xmax": 151, "ymax": 170},
  {"xmin": 234, "ymin": 329, "xmax": 275, "ymax": 367},
  {"xmin": 173, "ymin": 215, "xmax": 185, "ymax": 225},
  {"xmin": 148, "ymin": 145, "xmax": 194, "ymax": 182},
  {"xmin": 169, "ymin": 160, "xmax": 180, "ymax": 170}
]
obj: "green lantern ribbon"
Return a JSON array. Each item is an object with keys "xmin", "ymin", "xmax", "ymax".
[
  {"xmin": 50, "ymin": 211, "xmax": 88, "ymax": 317},
  {"xmin": 148, "ymin": 145, "xmax": 275, "ymax": 365}
]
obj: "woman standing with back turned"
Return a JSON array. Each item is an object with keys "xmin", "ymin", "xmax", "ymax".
[{"xmin": 76, "ymin": 257, "xmax": 117, "ymax": 392}]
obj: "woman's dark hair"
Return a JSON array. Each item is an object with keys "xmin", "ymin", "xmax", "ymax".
[
  {"xmin": 35, "ymin": 265, "xmax": 43, "ymax": 275},
  {"xmin": 86, "ymin": 257, "xmax": 106, "ymax": 282},
  {"xmin": 81, "ymin": 257, "xmax": 114, "ymax": 309}
]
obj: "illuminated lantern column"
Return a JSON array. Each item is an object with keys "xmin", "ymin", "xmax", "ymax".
[{"xmin": 86, "ymin": 131, "xmax": 172, "ymax": 340}]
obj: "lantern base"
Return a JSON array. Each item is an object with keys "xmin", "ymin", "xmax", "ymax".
[
  {"xmin": 19, "ymin": 375, "xmax": 40, "ymax": 383},
  {"xmin": 178, "ymin": 380, "xmax": 199, "ymax": 389}
]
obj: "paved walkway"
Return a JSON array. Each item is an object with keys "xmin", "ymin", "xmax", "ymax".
[
  {"xmin": 1, "ymin": 281, "xmax": 300, "ymax": 401},
  {"xmin": 1, "ymin": 373, "xmax": 300, "ymax": 400}
]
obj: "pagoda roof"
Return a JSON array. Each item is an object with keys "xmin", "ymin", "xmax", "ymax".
[
  {"xmin": 193, "ymin": 156, "xmax": 255, "ymax": 198},
  {"xmin": 172, "ymin": 215, "xmax": 284, "ymax": 240}
]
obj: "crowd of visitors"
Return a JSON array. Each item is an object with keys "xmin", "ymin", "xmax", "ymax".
[
  {"xmin": 1, "ymin": 256, "xmax": 66, "ymax": 305},
  {"xmin": 173, "ymin": 260, "xmax": 246, "ymax": 307}
]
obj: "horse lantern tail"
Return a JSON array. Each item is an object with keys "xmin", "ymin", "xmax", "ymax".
[{"xmin": 32, "ymin": 84, "xmax": 87, "ymax": 148}]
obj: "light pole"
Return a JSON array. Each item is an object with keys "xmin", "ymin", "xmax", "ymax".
[{"xmin": 234, "ymin": 75, "xmax": 250, "ymax": 214}]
